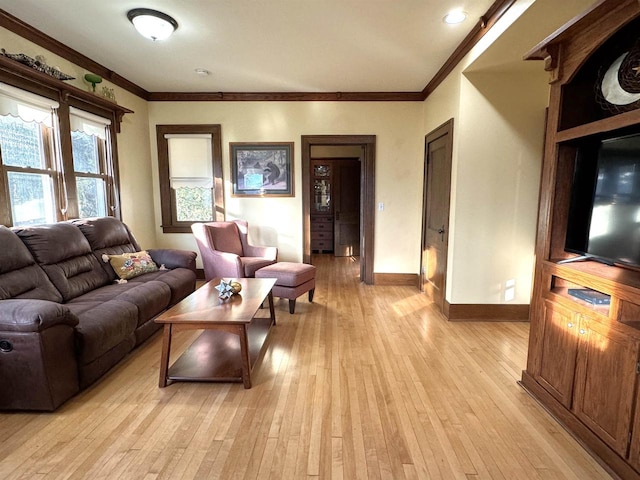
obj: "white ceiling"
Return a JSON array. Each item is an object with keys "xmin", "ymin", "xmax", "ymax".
[{"xmin": 0, "ymin": 0, "xmax": 498, "ymax": 93}]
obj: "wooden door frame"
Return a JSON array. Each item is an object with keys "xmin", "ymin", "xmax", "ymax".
[
  {"xmin": 302, "ymin": 135, "xmax": 375, "ymax": 285},
  {"xmin": 420, "ymin": 119, "xmax": 454, "ymax": 302}
]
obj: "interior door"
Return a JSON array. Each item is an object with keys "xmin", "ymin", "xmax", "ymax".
[
  {"xmin": 334, "ymin": 159, "xmax": 361, "ymax": 257},
  {"xmin": 421, "ymin": 120, "xmax": 453, "ymax": 311}
]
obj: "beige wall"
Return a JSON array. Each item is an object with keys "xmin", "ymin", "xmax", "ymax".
[
  {"xmin": 148, "ymin": 101, "xmax": 424, "ymax": 270},
  {"xmin": 421, "ymin": 11, "xmax": 548, "ymax": 306},
  {"xmin": 421, "ymin": 0, "xmax": 595, "ymax": 305},
  {"xmin": 449, "ymin": 70, "xmax": 548, "ymax": 304}
]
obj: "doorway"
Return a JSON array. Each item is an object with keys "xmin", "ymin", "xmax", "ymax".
[
  {"xmin": 420, "ymin": 120, "xmax": 454, "ymax": 311},
  {"xmin": 302, "ymin": 135, "xmax": 376, "ymax": 285},
  {"xmin": 310, "ymin": 157, "xmax": 361, "ymax": 257}
]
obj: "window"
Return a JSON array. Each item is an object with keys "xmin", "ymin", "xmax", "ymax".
[
  {"xmin": 157, "ymin": 125, "xmax": 224, "ymax": 233},
  {"xmin": 0, "ymin": 80, "xmax": 122, "ymax": 227},
  {"xmin": 70, "ymin": 108, "xmax": 114, "ymax": 218},
  {"xmin": 0, "ymin": 84, "xmax": 59, "ymax": 226}
]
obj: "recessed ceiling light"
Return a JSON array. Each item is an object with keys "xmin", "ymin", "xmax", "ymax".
[
  {"xmin": 195, "ymin": 68, "xmax": 211, "ymax": 76},
  {"xmin": 443, "ymin": 10, "xmax": 467, "ymax": 25},
  {"xmin": 127, "ymin": 8, "xmax": 178, "ymax": 41}
]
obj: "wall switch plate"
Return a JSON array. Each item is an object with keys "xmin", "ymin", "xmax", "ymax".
[{"xmin": 378, "ymin": 202, "xmax": 384, "ymax": 211}]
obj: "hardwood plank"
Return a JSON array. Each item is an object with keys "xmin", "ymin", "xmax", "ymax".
[{"xmin": 0, "ymin": 255, "xmax": 611, "ymax": 480}]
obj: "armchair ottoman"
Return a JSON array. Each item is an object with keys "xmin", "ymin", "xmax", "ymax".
[{"xmin": 255, "ymin": 262, "xmax": 316, "ymax": 314}]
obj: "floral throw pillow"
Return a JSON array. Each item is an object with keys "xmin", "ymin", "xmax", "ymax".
[{"xmin": 104, "ymin": 251, "xmax": 158, "ymax": 280}]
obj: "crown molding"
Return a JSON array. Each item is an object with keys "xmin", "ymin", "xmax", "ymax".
[
  {"xmin": 421, "ymin": 0, "xmax": 517, "ymax": 100},
  {"xmin": 0, "ymin": 0, "xmax": 515, "ymax": 103},
  {"xmin": 0, "ymin": 9, "xmax": 150, "ymax": 100},
  {"xmin": 147, "ymin": 91, "xmax": 424, "ymax": 102}
]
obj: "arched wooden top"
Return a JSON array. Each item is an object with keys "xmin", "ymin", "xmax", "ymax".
[{"xmin": 524, "ymin": 0, "xmax": 640, "ymax": 85}]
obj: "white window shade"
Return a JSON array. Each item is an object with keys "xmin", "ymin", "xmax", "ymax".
[
  {"xmin": 0, "ymin": 82, "xmax": 59, "ymax": 127},
  {"xmin": 170, "ymin": 177, "xmax": 213, "ymax": 189},
  {"xmin": 69, "ymin": 107, "xmax": 110, "ymax": 139},
  {"xmin": 165, "ymin": 134, "xmax": 213, "ymax": 179}
]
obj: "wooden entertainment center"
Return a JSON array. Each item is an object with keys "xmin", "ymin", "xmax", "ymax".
[{"xmin": 520, "ymin": 1, "xmax": 640, "ymax": 478}]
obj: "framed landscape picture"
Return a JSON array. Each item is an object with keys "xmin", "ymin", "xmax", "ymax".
[{"xmin": 230, "ymin": 142, "xmax": 294, "ymax": 197}]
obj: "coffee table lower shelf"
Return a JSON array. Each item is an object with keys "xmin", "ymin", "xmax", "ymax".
[{"xmin": 166, "ymin": 316, "xmax": 273, "ymax": 387}]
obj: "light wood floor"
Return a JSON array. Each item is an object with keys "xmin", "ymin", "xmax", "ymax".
[{"xmin": 0, "ymin": 255, "xmax": 611, "ymax": 479}]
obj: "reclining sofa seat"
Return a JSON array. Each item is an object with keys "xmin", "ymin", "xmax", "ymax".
[{"xmin": 0, "ymin": 217, "xmax": 197, "ymax": 410}]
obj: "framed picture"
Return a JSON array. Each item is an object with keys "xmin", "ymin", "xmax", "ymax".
[{"xmin": 230, "ymin": 142, "xmax": 294, "ymax": 197}]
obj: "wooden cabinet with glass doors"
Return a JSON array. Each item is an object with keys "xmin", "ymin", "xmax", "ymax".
[{"xmin": 310, "ymin": 160, "xmax": 334, "ymax": 253}]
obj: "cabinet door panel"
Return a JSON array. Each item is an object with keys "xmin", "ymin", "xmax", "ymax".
[
  {"xmin": 535, "ymin": 300, "xmax": 580, "ymax": 408},
  {"xmin": 573, "ymin": 317, "xmax": 639, "ymax": 457},
  {"xmin": 628, "ymin": 378, "xmax": 640, "ymax": 469}
]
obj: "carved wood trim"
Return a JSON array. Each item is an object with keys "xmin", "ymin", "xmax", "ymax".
[
  {"xmin": 524, "ymin": 0, "xmax": 640, "ymax": 85},
  {"xmin": 541, "ymin": 43, "xmax": 562, "ymax": 84}
]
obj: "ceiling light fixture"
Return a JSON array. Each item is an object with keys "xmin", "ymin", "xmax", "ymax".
[
  {"xmin": 195, "ymin": 68, "xmax": 211, "ymax": 76},
  {"xmin": 127, "ymin": 8, "xmax": 178, "ymax": 41},
  {"xmin": 443, "ymin": 10, "xmax": 467, "ymax": 25}
]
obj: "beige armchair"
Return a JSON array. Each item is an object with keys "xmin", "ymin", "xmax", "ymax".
[{"xmin": 191, "ymin": 220, "xmax": 277, "ymax": 280}]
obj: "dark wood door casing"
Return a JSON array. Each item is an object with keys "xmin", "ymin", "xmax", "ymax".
[{"xmin": 302, "ymin": 135, "xmax": 375, "ymax": 285}]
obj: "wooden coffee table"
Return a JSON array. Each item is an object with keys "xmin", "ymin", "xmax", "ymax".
[{"xmin": 155, "ymin": 277, "xmax": 277, "ymax": 389}]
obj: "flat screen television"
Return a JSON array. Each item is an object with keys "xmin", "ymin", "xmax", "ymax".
[{"xmin": 565, "ymin": 132, "xmax": 640, "ymax": 267}]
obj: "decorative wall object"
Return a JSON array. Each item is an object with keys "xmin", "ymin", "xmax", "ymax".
[
  {"xmin": 84, "ymin": 73, "xmax": 102, "ymax": 92},
  {"xmin": 0, "ymin": 50, "xmax": 74, "ymax": 80},
  {"xmin": 101, "ymin": 86, "xmax": 116, "ymax": 103},
  {"xmin": 230, "ymin": 142, "xmax": 294, "ymax": 197}
]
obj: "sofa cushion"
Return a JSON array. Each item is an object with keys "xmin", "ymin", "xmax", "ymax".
[
  {"xmin": 128, "ymin": 268, "xmax": 196, "ymax": 306},
  {"xmin": 105, "ymin": 251, "xmax": 159, "ymax": 280},
  {"xmin": 73, "ymin": 217, "xmax": 140, "ymax": 281},
  {"xmin": 65, "ymin": 300, "xmax": 138, "ymax": 365},
  {"xmin": 0, "ymin": 226, "xmax": 62, "ymax": 302},
  {"xmin": 210, "ymin": 222, "xmax": 243, "ymax": 256},
  {"xmin": 15, "ymin": 223, "xmax": 110, "ymax": 302},
  {"xmin": 15, "ymin": 222, "xmax": 91, "ymax": 264},
  {"xmin": 68, "ymin": 280, "xmax": 171, "ymax": 327},
  {"xmin": 73, "ymin": 217, "xmax": 136, "ymax": 251},
  {"xmin": 241, "ymin": 257, "xmax": 277, "ymax": 277}
]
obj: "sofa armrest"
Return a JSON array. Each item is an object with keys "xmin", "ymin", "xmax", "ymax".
[
  {"xmin": 0, "ymin": 299, "xmax": 78, "ymax": 333},
  {"xmin": 243, "ymin": 245, "xmax": 278, "ymax": 261},
  {"xmin": 147, "ymin": 249, "xmax": 197, "ymax": 273}
]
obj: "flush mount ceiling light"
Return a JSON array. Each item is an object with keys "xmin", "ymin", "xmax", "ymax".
[
  {"xmin": 443, "ymin": 10, "xmax": 467, "ymax": 25},
  {"xmin": 195, "ymin": 68, "xmax": 211, "ymax": 76},
  {"xmin": 127, "ymin": 8, "xmax": 178, "ymax": 41}
]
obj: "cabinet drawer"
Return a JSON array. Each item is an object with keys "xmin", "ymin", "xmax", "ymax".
[
  {"xmin": 311, "ymin": 222, "xmax": 333, "ymax": 232},
  {"xmin": 311, "ymin": 239, "xmax": 333, "ymax": 250},
  {"xmin": 312, "ymin": 231, "xmax": 332, "ymax": 240},
  {"xmin": 311, "ymin": 216, "xmax": 333, "ymax": 224}
]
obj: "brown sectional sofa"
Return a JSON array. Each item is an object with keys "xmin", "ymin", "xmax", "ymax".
[{"xmin": 0, "ymin": 217, "xmax": 197, "ymax": 411}]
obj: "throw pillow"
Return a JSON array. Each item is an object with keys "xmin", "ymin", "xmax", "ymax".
[{"xmin": 103, "ymin": 251, "xmax": 158, "ymax": 280}]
